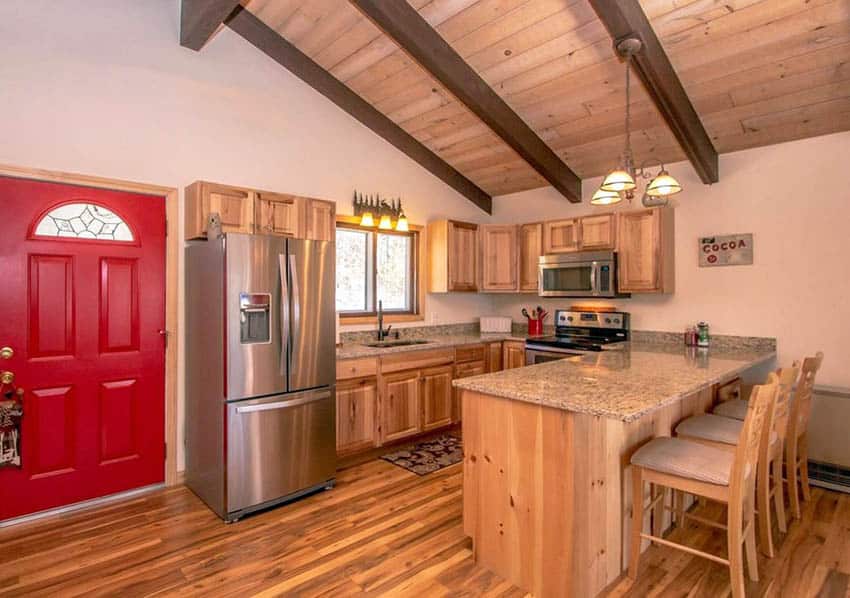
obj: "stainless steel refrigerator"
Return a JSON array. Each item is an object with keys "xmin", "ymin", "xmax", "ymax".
[{"xmin": 185, "ymin": 233, "xmax": 336, "ymax": 522}]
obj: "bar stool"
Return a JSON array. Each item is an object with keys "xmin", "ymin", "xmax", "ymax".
[
  {"xmin": 629, "ymin": 375, "xmax": 778, "ymax": 598},
  {"xmin": 786, "ymin": 352, "xmax": 823, "ymax": 518},
  {"xmin": 711, "ymin": 353, "xmax": 824, "ymax": 519},
  {"xmin": 675, "ymin": 365, "xmax": 798, "ymax": 557}
]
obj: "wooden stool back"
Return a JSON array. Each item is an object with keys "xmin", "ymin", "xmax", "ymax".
[
  {"xmin": 772, "ymin": 363, "xmax": 800, "ymax": 448},
  {"xmin": 788, "ymin": 352, "xmax": 823, "ymax": 441},
  {"xmin": 732, "ymin": 373, "xmax": 779, "ymax": 500}
]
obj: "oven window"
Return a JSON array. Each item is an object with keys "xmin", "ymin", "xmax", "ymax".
[
  {"xmin": 530, "ymin": 352, "xmax": 572, "ymax": 365},
  {"xmin": 541, "ymin": 265, "xmax": 592, "ymax": 292}
]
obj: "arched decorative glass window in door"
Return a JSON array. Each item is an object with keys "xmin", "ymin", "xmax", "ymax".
[{"xmin": 33, "ymin": 202, "xmax": 135, "ymax": 241}]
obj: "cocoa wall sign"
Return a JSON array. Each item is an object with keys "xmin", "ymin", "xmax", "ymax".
[{"xmin": 699, "ymin": 233, "xmax": 753, "ymax": 267}]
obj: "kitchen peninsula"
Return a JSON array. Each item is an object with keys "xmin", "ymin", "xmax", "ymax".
[{"xmin": 454, "ymin": 342, "xmax": 776, "ymax": 598}]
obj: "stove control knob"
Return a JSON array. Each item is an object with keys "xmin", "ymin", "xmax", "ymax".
[
  {"xmin": 605, "ymin": 318, "xmax": 611, "ymax": 324},
  {"xmin": 567, "ymin": 316, "xmax": 573, "ymax": 322},
  {"xmin": 613, "ymin": 318, "xmax": 620, "ymax": 324}
]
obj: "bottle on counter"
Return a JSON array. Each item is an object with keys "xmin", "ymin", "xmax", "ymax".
[
  {"xmin": 697, "ymin": 322, "xmax": 710, "ymax": 347},
  {"xmin": 684, "ymin": 326, "xmax": 698, "ymax": 346}
]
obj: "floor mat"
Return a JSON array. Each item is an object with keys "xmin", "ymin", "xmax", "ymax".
[{"xmin": 381, "ymin": 434, "xmax": 462, "ymax": 475}]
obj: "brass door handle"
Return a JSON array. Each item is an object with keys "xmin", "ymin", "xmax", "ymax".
[
  {"xmin": 0, "ymin": 347, "xmax": 13, "ymax": 360},
  {"xmin": 1, "ymin": 371, "xmax": 14, "ymax": 385}
]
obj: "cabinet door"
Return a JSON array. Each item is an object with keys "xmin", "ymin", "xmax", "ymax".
[
  {"xmin": 255, "ymin": 192, "xmax": 304, "ymax": 237},
  {"xmin": 185, "ymin": 181, "xmax": 254, "ymax": 239},
  {"xmin": 519, "ymin": 223, "xmax": 543, "ymax": 292},
  {"xmin": 580, "ymin": 214, "xmax": 615, "ymax": 250},
  {"xmin": 618, "ymin": 209, "xmax": 662, "ymax": 292},
  {"xmin": 453, "ymin": 361, "xmax": 485, "ymax": 423},
  {"xmin": 306, "ymin": 199, "xmax": 335, "ymax": 241},
  {"xmin": 502, "ymin": 341, "xmax": 526, "ymax": 370},
  {"xmin": 380, "ymin": 370, "xmax": 421, "ymax": 444},
  {"xmin": 421, "ymin": 365, "xmax": 454, "ymax": 431},
  {"xmin": 336, "ymin": 378, "xmax": 377, "ymax": 456},
  {"xmin": 486, "ymin": 342, "xmax": 503, "ymax": 373},
  {"xmin": 448, "ymin": 221, "xmax": 478, "ymax": 291},
  {"xmin": 543, "ymin": 219, "xmax": 580, "ymax": 253},
  {"xmin": 480, "ymin": 225, "xmax": 518, "ymax": 292}
]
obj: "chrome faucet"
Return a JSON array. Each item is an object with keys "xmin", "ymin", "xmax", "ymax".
[{"xmin": 376, "ymin": 300, "xmax": 392, "ymax": 341}]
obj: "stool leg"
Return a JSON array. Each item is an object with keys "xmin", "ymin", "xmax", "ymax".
[
  {"xmin": 773, "ymin": 453, "xmax": 787, "ymax": 533},
  {"xmin": 799, "ymin": 433, "xmax": 811, "ymax": 502},
  {"xmin": 674, "ymin": 490, "xmax": 685, "ymax": 528},
  {"xmin": 745, "ymin": 489, "xmax": 760, "ymax": 582},
  {"xmin": 787, "ymin": 437, "xmax": 801, "ymax": 519},
  {"xmin": 651, "ymin": 484, "xmax": 664, "ymax": 537},
  {"xmin": 629, "ymin": 466, "xmax": 644, "ymax": 580},
  {"xmin": 728, "ymin": 495, "xmax": 746, "ymax": 598},
  {"xmin": 757, "ymin": 454, "xmax": 774, "ymax": 557}
]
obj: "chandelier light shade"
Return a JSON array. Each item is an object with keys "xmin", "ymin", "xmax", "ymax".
[
  {"xmin": 377, "ymin": 214, "xmax": 393, "ymax": 230},
  {"xmin": 359, "ymin": 211, "xmax": 375, "ymax": 227},
  {"xmin": 600, "ymin": 169, "xmax": 636, "ymax": 193},
  {"xmin": 590, "ymin": 188, "xmax": 622, "ymax": 206},
  {"xmin": 645, "ymin": 170, "xmax": 682, "ymax": 197}
]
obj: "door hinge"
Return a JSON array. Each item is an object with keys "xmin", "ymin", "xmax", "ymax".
[
  {"xmin": 165, "ymin": 218, "xmax": 168, "ymax": 237},
  {"xmin": 159, "ymin": 329, "xmax": 169, "ymax": 347},
  {"xmin": 164, "ymin": 442, "xmax": 167, "ymax": 460}
]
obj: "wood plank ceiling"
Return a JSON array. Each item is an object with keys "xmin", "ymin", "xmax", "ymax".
[{"xmin": 242, "ymin": 0, "xmax": 850, "ymax": 197}]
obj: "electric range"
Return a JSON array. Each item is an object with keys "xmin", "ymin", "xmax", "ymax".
[{"xmin": 525, "ymin": 309, "xmax": 630, "ymax": 365}]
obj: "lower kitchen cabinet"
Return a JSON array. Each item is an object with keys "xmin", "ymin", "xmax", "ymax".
[
  {"xmin": 453, "ymin": 359, "xmax": 486, "ymax": 422},
  {"xmin": 379, "ymin": 370, "xmax": 421, "ymax": 444},
  {"xmin": 485, "ymin": 341, "xmax": 503, "ymax": 372},
  {"xmin": 421, "ymin": 365, "xmax": 454, "ymax": 431},
  {"xmin": 503, "ymin": 340, "xmax": 526, "ymax": 370},
  {"xmin": 336, "ymin": 378, "xmax": 377, "ymax": 456}
]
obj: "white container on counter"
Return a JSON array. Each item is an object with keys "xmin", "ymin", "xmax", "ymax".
[{"xmin": 479, "ymin": 316, "xmax": 513, "ymax": 333}]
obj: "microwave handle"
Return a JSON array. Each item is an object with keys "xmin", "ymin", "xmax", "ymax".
[{"xmin": 590, "ymin": 262, "xmax": 598, "ymax": 296}]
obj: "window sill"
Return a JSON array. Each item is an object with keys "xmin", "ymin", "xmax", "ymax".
[{"xmin": 339, "ymin": 313, "xmax": 424, "ymax": 325}]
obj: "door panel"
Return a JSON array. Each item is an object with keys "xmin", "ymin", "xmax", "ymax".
[
  {"xmin": 287, "ymin": 239, "xmax": 335, "ymax": 392},
  {"xmin": 0, "ymin": 176, "xmax": 166, "ymax": 521},
  {"xmin": 227, "ymin": 389, "xmax": 335, "ymax": 514},
  {"xmin": 225, "ymin": 234, "xmax": 288, "ymax": 401},
  {"xmin": 380, "ymin": 371, "xmax": 420, "ymax": 444},
  {"xmin": 422, "ymin": 365, "xmax": 453, "ymax": 431}
]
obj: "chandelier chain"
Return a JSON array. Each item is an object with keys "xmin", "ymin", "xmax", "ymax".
[{"xmin": 625, "ymin": 54, "xmax": 631, "ymax": 159}]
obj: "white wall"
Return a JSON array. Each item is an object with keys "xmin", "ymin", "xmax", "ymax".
[
  {"xmin": 0, "ymin": 0, "xmax": 495, "ymax": 470},
  {"xmin": 492, "ymin": 131, "xmax": 850, "ymax": 390}
]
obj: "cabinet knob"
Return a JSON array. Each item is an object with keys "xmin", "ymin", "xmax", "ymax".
[{"xmin": 0, "ymin": 347, "xmax": 13, "ymax": 360}]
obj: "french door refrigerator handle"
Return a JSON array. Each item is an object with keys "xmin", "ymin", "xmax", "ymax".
[
  {"xmin": 234, "ymin": 391, "xmax": 332, "ymax": 414},
  {"xmin": 278, "ymin": 254, "xmax": 290, "ymax": 377},
  {"xmin": 289, "ymin": 253, "xmax": 301, "ymax": 339}
]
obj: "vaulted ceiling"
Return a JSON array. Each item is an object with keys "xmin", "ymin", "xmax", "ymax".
[{"xmin": 205, "ymin": 0, "xmax": 850, "ymax": 200}]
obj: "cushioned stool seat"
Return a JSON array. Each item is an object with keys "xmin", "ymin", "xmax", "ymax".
[
  {"xmin": 713, "ymin": 399, "xmax": 749, "ymax": 420},
  {"xmin": 631, "ymin": 437, "xmax": 735, "ymax": 485},
  {"xmin": 676, "ymin": 413, "xmax": 778, "ymax": 448}
]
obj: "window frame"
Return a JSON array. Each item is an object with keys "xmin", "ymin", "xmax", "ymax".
[{"xmin": 336, "ymin": 215, "xmax": 424, "ymax": 324}]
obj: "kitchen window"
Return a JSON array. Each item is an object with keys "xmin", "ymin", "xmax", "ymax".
[{"xmin": 335, "ymin": 222, "xmax": 420, "ymax": 320}]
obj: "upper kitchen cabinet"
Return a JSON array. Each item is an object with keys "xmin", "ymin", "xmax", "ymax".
[
  {"xmin": 255, "ymin": 191, "xmax": 304, "ymax": 238},
  {"xmin": 543, "ymin": 219, "xmax": 580, "ymax": 253},
  {"xmin": 617, "ymin": 207, "xmax": 675, "ymax": 293},
  {"xmin": 185, "ymin": 181, "xmax": 254, "ymax": 239},
  {"xmin": 305, "ymin": 199, "xmax": 336, "ymax": 242},
  {"xmin": 580, "ymin": 214, "xmax": 616, "ymax": 250},
  {"xmin": 480, "ymin": 225, "xmax": 518, "ymax": 292},
  {"xmin": 519, "ymin": 223, "xmax": 543, "ymax": 292},
  {"xmin": 428, "ymin": 220, "xmax": 478, "ymax": 292}
]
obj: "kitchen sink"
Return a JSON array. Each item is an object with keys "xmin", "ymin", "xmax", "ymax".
[{"xmin": 362, "ymin": 339, "xmax": 433, "ymax": 348}]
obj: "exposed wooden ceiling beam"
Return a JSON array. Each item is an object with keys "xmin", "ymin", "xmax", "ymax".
[
  {"xmin": 349, "ymin": 0, "xmax": 582, "ymax": 203},
  {"xmin": 225, "ymin": 7, "xmax": 492, "ymax": 214},
  {"xmin": 588, "ymin": 0, "xmax": 719, "ymax": 184},
  {"xmin": 180, "ymin": 0, "xmax": 242, "ymax": 51}
]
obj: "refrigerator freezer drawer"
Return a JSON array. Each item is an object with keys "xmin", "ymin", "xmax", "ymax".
[{"xmin": 226, "ymin": 388, "xmax": 336, "ymax": 515}]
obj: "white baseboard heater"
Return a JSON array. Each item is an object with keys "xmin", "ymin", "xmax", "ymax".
[{"xmin": 807, "ymin": 386, "xmax": 850, "ymax": 494}]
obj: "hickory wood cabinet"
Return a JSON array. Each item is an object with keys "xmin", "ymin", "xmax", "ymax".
[
  {"xmin": 427, "ymin": 220, "xmax": 479, "ymax": 292},
  {"xmin": 617, "ymin": 208, "xmax": 675, "ymax": 293},
  {"xmin": 502, "ymin": 340, "xmax": 526, "ymax": 370},
  {"xmin": 335, "ymin": 342, "xmax": 508, "ymax": 456},
  {"xmin": 184, "ymin": 180, "xmax": 335, "ymax": 241},
  {"xmin": 427, "ymin": 207, "xmax": 672, "ymax": 295}
]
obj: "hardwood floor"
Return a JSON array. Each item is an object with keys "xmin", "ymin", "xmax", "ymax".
[{"xmin": 0, "ymin": 459, "xmax": 847, "ymax": 597}]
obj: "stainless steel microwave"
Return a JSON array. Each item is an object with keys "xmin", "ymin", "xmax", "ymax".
[{"xmin": 538, "ymin": 251, "xmax": 628, "ymax": 298}]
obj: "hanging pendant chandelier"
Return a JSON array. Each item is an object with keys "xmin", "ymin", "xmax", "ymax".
[{"xmin": 592, "ymin": 37, "xmax": 682, "ymax": 207}]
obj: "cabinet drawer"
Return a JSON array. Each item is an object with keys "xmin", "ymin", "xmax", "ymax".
[
  {"xmin": 455, "ymin": 360, "xmax": 486, "ymax": 378},
  {"xmin": 336, "ymin": 358, "xmax": 378, "ymax": 380},
  {"xmin": 455, "ymin": 344, "xmax": 486, "ymax": 364},
  {"xmin": 381, "ymin": 348, "xmax": 454, "ymax": 374}
]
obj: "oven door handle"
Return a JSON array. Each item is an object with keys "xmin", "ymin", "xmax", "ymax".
[{"xmin": 590, "ymin": 262, "xmax": 598, "ymax": 296}]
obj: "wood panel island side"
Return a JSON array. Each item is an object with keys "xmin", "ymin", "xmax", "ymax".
[{"xmin": 453, "ymin": 345, "xmax": 775, "ymax": 598}]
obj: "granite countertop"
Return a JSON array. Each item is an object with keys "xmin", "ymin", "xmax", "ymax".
[
  {"xmin": 336, "ymin": 333, "xmax": 529, "ymax": 360},
  {"xmin": 452, "ymin": 342, "xmax": 776, "ymax": 422}
]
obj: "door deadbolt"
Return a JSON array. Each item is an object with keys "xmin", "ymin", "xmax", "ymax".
[
  {"xmin": 0, "ymin": 347, "xmax": 13, "ymax": 360},
  {"xmin": 0, "ymin": 371, "xmax": 14, "ymax": 385}
]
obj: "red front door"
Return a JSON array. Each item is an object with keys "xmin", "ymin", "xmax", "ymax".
[{"xmin": 0, "ymin": 176, "xmax": 166, "ymax": 520}]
